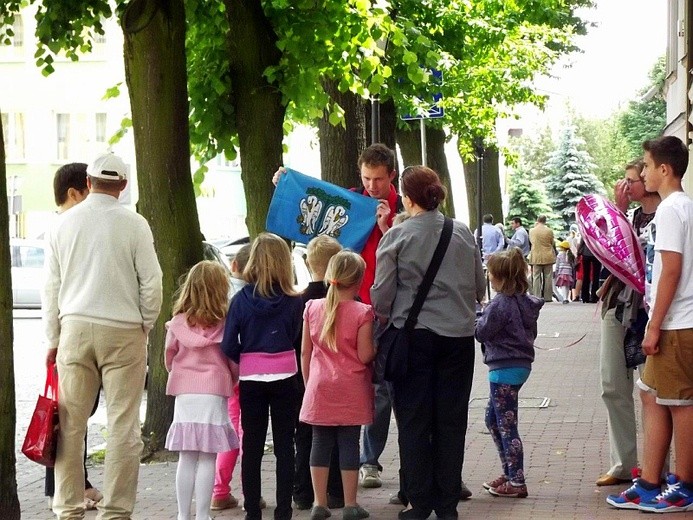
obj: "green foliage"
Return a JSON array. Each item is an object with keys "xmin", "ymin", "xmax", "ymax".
[
  {"xmin": 618, "ymin": 56, "xmax": 666, "ymax": 159},
  {"xmin": 108, "ymin": 117, "xmax": 132, "ymax": 146},
  {"xmin": 507, "ymin": 167, "xmax": 554, "ymax": 225},
  {"xmin": 186, "ymin": 0, "xmax": 238, "ymax": 185},
  {"xmin": 32, "ymin": 0, "xmax": 113, "ymax": 74},
  {"xmin": 384, "ymin": 0, "xmax": 594, "ymax": 156},
  {"xmin": 545, "ymin": 124, "xmax": 604, "ymax": 231},
  {"xmin": 574, "ymin": 113, "xmax": 630, "ymax": 191},
  {"xmin": 510, "ymin": 125, "xmax": 555, "ymax": 179}
]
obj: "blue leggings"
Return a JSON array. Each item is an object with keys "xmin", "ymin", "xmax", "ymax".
[{"xmin": 484, "ymin": 382, "xmax": 525, "ymax": 484}]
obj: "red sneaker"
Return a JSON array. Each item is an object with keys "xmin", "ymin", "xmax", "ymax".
[{"xmin": 489, "ymin": 481, "xmax": 528, "ymax": 498}]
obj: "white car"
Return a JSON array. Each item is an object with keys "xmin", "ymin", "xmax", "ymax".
[
  {"xmin": 10, "ymin": 239, "xmax": 45, "ymax": 308},
  {"xmin": 218, "ymin": 236, "xmax": 311, "ymax": 291},
  {"xmin": 9, "ymin": 240, "xmax": 232, "ymax": 309}
]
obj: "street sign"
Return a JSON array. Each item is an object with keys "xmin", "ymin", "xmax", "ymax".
[{"xmin": 401, "ymin": 69, "xmax": 444, "ymax": 120}]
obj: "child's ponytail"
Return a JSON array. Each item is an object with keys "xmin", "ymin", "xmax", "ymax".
[
  {"xmin": 319, "ymin": 250, "xmax": 366, "ymax": 352},
  {"xmin": 321, "ymin": 280, "xmax": 341, "ymax": 352}
]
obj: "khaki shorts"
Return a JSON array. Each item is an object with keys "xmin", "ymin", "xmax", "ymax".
[{"xmin": 637, "ymin": 328, "xmax": 693, "ymax": 405}]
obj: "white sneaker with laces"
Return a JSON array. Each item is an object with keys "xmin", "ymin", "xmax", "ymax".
[{"xmin": 359, "ymin": 464, "xmax": 382, "ymax": 488}]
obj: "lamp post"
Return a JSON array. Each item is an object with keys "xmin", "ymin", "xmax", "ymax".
[
  {"xmin": 371, "ymin": 35, "xmax": 389, "ymax": 145},
  {"xmin": 473, "ymin": 137, "xmax": 484, "ymax": 253},
  {"xmin": 371, "ymin": 99, "xmax": 380, "ymax": 145}
]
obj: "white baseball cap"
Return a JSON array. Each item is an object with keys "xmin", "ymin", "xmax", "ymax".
[{"xmin": 87, "ymin": 153, "xmax": 128, "ymax": 181}]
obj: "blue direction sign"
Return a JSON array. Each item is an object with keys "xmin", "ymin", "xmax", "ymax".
[{"xmin": 402, "ymin": 69, "xmax": 444, "ymax": 120}]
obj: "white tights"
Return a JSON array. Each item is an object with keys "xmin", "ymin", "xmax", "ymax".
[
  {"xmin": 558, "ymin": 286, "xmax": 570, "ymax": 302},
  {"xmin": 176, "ymin": 450, "xmax": 216, "ymax": 520}
]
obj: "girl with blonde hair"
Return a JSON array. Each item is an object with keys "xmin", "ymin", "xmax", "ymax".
[
  {"xmin": 221, "ymin": 232, "xmax": 304, "ymax": 520},
  {"xmin": 300, "ymin": 250, "xmax": 376, "ymax": 520},
  {"xmin": 164, "ymin": 261, "xmax": 240, "ymax": 520}
]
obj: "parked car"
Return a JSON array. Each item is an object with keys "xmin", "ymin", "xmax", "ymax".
[
  {"xmin": 203, "ymin": 241, "xmax": 232, "ymax": 275},
  {"xmin": 10, "ymin": 239, "xmax": 231, "ymax": 309},
  {"xmin": 10, "ymin": 238, "xmax": 45, "ymax": 308},
  {"xmin": 218, "ymin": 236, "xmax": 311, "ymax": 291}
]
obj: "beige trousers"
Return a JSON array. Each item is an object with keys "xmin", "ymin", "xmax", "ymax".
[
  {"xmin": 599, "ymin": 308, "xmax": 638, "ymax": 479},
  {"xmin": 53, "ymin": 321, "xmax": 146, "ymax": 520},
  {"xmin": 531, "ymin": 263, "xmax": 554, "ymax": 302}
]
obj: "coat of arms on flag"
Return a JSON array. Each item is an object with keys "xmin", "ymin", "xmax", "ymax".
[{"xmin": 266, "ymin": 168, "xmax": 379, "ymax": 253}]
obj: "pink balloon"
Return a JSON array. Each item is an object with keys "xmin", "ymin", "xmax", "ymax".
[{"xmin": 575, "ymin": 194, "xmax": 645, "ymax": 294}]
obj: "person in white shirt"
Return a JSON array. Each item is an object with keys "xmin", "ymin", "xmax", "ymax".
[
  {"xmin": 607, "ymin": 136, "xmax": 693, "ymax": 512},
  {"xmin": 43, "ymin": 152, "xmax": 163, "ymax": 520},
  {"xmin": 44, "ymin": 163, "xmax": 104, "ymax": 511}
]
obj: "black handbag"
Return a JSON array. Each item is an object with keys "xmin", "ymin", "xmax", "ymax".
[
  {"xmin": 374, "ymin": 217, "xmax": 453, "ymax": 383},
  {"xmin": 623, "ymin": 307, "xmax": 648, "ymax": 369}
]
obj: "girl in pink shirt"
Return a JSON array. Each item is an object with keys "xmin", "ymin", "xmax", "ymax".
[
  {"xmin": 300, "ymin": 251, "xmax": 376, "ymax": 520},
  {"xmin": 165, "ymin": 261, "xmax": 239, "ymax": 520}
]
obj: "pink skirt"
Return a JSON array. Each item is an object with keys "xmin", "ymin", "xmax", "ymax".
[
  {"xmin": 165, "ymin": 394, "xmax": 239, "ymax": 453},
  {"xmin": 555, "ymin": 274, "xmax": 574, "ymax": 287}
]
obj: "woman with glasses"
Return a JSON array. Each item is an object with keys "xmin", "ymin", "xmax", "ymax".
[{"xmin": 595, "ymin": 159, "xmax": 661, "ymax": 487}]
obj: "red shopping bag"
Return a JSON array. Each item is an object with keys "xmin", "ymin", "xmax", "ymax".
[{"xmin": 22, "ymin": 363, "xmax": 59, "ymax": 467}]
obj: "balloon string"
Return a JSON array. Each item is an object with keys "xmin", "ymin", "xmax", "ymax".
[
  {"xmin": 534, "ymin": 300, "xmax": 599, "ymax": 351},
  {"xmin": 535, "ymin": 332, "xmax": 587, "ymax": 351}
]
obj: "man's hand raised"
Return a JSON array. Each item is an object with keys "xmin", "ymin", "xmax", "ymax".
[
  {"xmin": 376, "ymin": 199, "xmax": 392, "ymax": 234},
  {"xmin": 272, "ymin": 166, "xmax": 287, "ymax": 187}
]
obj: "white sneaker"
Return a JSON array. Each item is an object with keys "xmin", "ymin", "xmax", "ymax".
[{"xmin": 359, "ymin": 464, "xmax": 382, "ymax": 488}]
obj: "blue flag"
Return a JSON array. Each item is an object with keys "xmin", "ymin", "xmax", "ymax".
[{"xmin": 266, "ymin": 168, "xmax": 379, "ymax": 253}]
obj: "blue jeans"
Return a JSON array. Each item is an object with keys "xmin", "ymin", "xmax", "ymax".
[{"xmin": 360, "ymin": 382, "xmax": 394, "ymax": 469}]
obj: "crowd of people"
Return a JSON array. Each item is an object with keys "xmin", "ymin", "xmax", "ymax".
[{"xmin": 40, "ymin": 136, "xmax": 692, "ymax": 520}]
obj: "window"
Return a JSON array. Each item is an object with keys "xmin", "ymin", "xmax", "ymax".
[
  {"xmin": 18, "ymin": 246, "xmax": 45, "ymax": 268},
  {"xmin": 12, "ymin": 16, "xmax": 23, "ymax": 47},
  {"xmin": 2, "ymin": 112, "xmax": 26, "ymax": 160},
  {"xmin": 95, "ymin": 113, "xmax": 107, "ymax": 144},
  {"xmin": 56, "ymin": 113, "xmax": 70, "ymax": 160},
  {"xmin": 666, "ymin": 0, "xmax": 678, "ymax": 75}
]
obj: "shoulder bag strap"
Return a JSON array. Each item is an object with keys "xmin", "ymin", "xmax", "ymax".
[{"xmin": 404, "ymin": 216, "xmax": 453, "ymax": 330}]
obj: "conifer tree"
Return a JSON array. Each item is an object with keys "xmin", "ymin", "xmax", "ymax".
[
  {"xmin": 507, "ymin": 168, "xmax": 553, "ymax": 225},
  {"xmin": 545, "ymin": 124, "xmax": 604, "ymax": 231}
]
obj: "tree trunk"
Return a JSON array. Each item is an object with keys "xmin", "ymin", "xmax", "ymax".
[
  {"xmin": 396, "ymin": 123, "xmax": 456, "ymax": 217},
  {"xmin": 318, "ymin": 81, "xmax": 367, "ymax": 187},
  {"xmin": 461, "ymin": 143, "xmax": 502, "ymax": 231},
  {"xmin": 122, "ymin": 0, "xmax": 204, "ymax": 457},
  {"xmin": 379, "ymin": 99, "xmax": 398, "ymax": 154},
  {"xmin": 0, "ymin": 109, "xmax": 20, "ymax": 520},
  {"xmin": 224, "ymin": 0, "xmax": 286, "ymax": 238}
]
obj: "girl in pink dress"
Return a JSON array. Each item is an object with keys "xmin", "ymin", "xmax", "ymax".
[
  {"xmin": 554, "ymin": 241, "xmax": 575, "ymax": 304},
  {"xmin": 300, "ymin": 251, "xmax": 376, "ymax": 520},
  {"xmin": 164, "ymin": 261, "xmax": 239, "ymax": 520}
]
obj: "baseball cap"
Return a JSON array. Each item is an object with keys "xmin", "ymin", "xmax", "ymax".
[{"xmin": 87, "ymin": 153, "xmax": 128, "ymax": 181}]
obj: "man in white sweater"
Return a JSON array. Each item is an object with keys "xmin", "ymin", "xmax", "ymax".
[{"xmin": 43, "ymin": 153, "xmax": 163, "ymax": 520}]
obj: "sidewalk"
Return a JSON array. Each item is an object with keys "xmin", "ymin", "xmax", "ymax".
[{"xmin": 18, "ymin": 302, "xmax": 652, "ymax": 519}]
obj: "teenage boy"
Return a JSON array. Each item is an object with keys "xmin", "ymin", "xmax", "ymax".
[{"xmin": 607, "ymin": 136, "xmax": 693, "ymax": 513}]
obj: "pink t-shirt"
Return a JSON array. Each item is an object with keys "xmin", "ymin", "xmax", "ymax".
[{"xmin": 299, "ymin": 299, "xmax": 374, "ymax": 426}]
